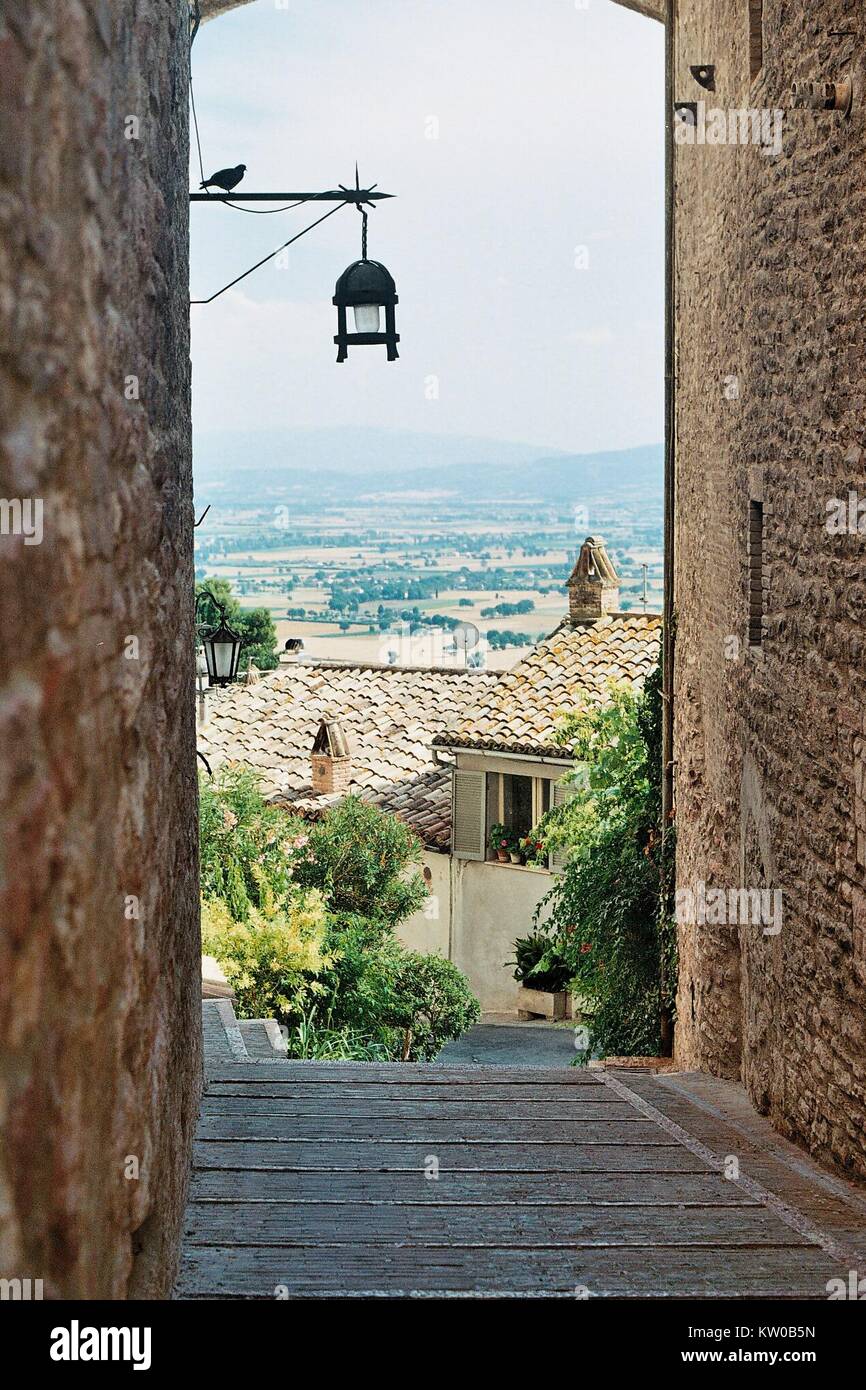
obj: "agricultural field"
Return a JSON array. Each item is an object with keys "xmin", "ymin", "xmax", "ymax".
[{"xmin": 194, "ymin": 490, "xmax": 663, "ymax": 671}]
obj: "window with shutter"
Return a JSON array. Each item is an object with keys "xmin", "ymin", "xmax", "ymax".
[
  {"xmin": 548, "ymin": 776, "xmax": 576, "ymax": 873},
  {"xmin": 452, "ymin": 769, "xmax": 486, "ymax": 860}
]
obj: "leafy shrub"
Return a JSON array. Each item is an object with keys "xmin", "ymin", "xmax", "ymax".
[
  {"xmin": 291, "ymin": 796, "xmax": 427, "ymax": 926},
  {"xmin": 373, "ymin": 951, "xmax": 481, "ymax": 1061},
  {"xmin": 201, "ymin": 887, "xmax": 329, "ymax": 1024},
  {"xmin": 533, "ymin": 658, "xmax": 676, "ymax": 1057},
  {"xmin": 199, "ymin": 765, "xmax": 301, "ymax": 921},
  {"xmin": 511, "ymin": 932, "xmax": 572, "ymax": 994}
]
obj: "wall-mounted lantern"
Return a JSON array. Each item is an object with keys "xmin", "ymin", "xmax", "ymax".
[
  {"xmin": 791, "ymin": 76, "xmax": 853, "ymax": 116},
  {"xmin": 195, "ymin": 590, "xmax": 243, "ymax": 686}
]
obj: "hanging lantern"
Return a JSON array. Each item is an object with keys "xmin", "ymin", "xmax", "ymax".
[
  {"xmin": 333, "ymin": 257, "xmax": 399, "ymax": 362},
  {"xmin": 201, "ymin": 614, "xmax": 243, "ymax": 686}
]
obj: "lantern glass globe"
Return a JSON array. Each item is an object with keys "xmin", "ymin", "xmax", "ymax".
[{"xmin": 353, "ymin": 303, "xmax": 381, "ymax": 333}]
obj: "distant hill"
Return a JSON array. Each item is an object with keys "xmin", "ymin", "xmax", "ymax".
[{"xmin": 193, "ymin": 427, "xmax": 662, "ymax": 507}]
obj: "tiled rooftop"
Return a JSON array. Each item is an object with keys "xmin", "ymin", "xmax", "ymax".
[
  {"xmin": 200, "ymin": 613, "xmax": 661, "ymax": 848},
  {"xmin": 433, "ymin": 613, "xmax": 663, "ymax": 758},
  {"xmin": 199, "ymin": 663, "xmax": 501, "ymax": 849}
]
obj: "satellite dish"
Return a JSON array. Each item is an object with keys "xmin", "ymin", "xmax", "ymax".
[{"xmin": 452, "ymin": 621, "xmax": 480, "ymax": 652}]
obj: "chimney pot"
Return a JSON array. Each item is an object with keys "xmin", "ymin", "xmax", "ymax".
[
  {"xmin": 567, "ymin": 536, "xmax": 620, "ymax": 624},
  {"xmin": 311, "ymin": 718, "xmax": 353, "ymax": 795}
]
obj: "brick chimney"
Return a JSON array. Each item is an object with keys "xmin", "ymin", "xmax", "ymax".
[
  {"xmin": 567, "ymin": 536, "xmax": 620, "ymax": 623},
  {"xmin": 311, "ymin": 718, "xmax": 353, "ymax": 795}
]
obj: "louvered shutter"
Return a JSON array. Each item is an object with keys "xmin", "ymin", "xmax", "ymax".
[
  {"xmin": 549, "ymin": 776, "xmax": 576, "ymax": 873},
  {"xmin": 452, "ymin": 770, "xmax": 486, "ymax": 860}
]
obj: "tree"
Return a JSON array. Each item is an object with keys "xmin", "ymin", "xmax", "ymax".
[
  {"xmin": 291, "ymin": 796, "xmax": 427, "ymax": 926},
  {"xmin": 196, "ymin": 577, "xmax": 278, "ymax": 672}
]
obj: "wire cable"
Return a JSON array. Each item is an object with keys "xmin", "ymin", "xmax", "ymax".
[
  {"xmin": 190, "ymin": 200, "xmax": 351, "ymax": 305},
  {"xmin": 190, "ymin": 70, "xmax": 206, "ymax": 186}
]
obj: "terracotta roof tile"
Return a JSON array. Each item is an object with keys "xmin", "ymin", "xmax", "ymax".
[
  {"xmin": 199, "ymin": 663, "xmax": 500, "ymax": 848},
  {"xmin": 200, "ymin": 618, "xmax": 661, "ymax": 847},
  {"xmin": 433, "ymin": 613, "xmax": 662, "ymax": 758}
]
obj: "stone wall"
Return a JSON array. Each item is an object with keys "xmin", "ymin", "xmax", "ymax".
[
  {"xmin": 671, "ymin": 1, "xmax": 866, "ymax": 1178},
  {"xmin": 0, "ymin": 1, "xmax": 200, "ymax": 1295}
]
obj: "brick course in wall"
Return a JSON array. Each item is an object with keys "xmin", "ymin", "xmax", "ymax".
[
  {"xmin": 670, "ymin": 0, "xmax": 866, "ymax": 1179},
  {"xmin": 0, "ymin": 1, "xmax": 200, "ymax": 1295}
]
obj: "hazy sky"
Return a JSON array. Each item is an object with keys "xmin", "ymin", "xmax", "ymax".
[{"xmin": 190, "ymin": 0, "xmax": 664, "ymax": 456}]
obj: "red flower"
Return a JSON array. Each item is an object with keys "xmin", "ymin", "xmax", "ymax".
[{"xmin": 580, "ymin": 942, "xmax": 592, "ymax": 954}]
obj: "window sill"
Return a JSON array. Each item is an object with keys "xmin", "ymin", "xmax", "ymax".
[{"xmin": 484, "ymin": 858, "xmax": 552, "ymax": 875}]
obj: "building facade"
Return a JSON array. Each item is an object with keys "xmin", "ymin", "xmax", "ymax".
[
  {"xmin": 0, "ymin": 0, "xmax": 249, "ymax": 1302},
  {"xmin": 636, "ymin": 0, "xmax": 866, "ymax": 1177}
]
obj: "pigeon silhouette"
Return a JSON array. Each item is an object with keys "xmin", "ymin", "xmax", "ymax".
[{"xmin": 200, "ymin": 163, "xmax": 247, "ymax": 193}]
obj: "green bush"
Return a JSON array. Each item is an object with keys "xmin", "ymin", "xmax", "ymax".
[
  {"xmin": 373, "ymin": 950, "xmax": 481, "ymax": 1061},
  {"xmin": 201, "ymin": 887, "xmax": 329, "ymax": 1024},
  {"xmin": 317, "ymin": 918, "xmax": 481, "ymax": 1061},
  {"xmin": 199, "ymin": 765, "xmax": 301, "ymax": 920},
  {"xmin": 291, "ymin": 796, "xmax": 427, "ymax": 926},
  {"xmin": 533, "ymin": 657, "xmax": 676, "ymax": 1058}
]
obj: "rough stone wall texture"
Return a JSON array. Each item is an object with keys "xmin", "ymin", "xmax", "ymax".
[
  {"xmin": 672, "ymin": 0, "xmax": 866, "ymax": 1179},
  {"xmin": 0, "ymin": 2, "xmax": 200, "ymax": 1295}
]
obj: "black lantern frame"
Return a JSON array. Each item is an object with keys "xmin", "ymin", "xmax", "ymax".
[
  {"xmin": 195, "ymin": 590, "xmax": 243, "ymax": 687},
  {"xmin": 333, "ymin": 257, "xmax": 400, "ymax": 362}
]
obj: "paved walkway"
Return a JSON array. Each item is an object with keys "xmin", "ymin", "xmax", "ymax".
[
  {"xmin": 177, "ymin": 1006, "xmax": 866, "ymax": 1298},
  {"xmin": 437, "ymin": 1017, "xmax": 578, "ymax": 1067}
]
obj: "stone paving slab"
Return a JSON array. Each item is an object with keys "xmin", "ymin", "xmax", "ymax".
[{"xmin": 178, "ymin": 1005, "xmax": 866, "ymax": 1298}]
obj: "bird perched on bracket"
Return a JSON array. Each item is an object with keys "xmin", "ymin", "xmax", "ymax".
[{"xmin": 200, "ymin": 163, "xmax": 247, "ymax": 193}]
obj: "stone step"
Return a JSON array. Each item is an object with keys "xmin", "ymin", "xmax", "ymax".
[
  {"xmin": 237, "ymin": 1018, "xmax": 287, "ymax": 1059},
  {"xmin": 202, "ymin": 999, "xmax": 248, "ymax": 1063}
]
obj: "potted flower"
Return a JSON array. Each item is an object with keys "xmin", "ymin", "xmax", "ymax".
[
  {"xmin": 489, "ymin": 824, "xmax": 511, "ymax": 862},
  {"xmin": 510, "ymin": 931, "xmax": 573, "ymax": 1021},
  {"xmin": 520, "ymin": 833, "xmax": 547, "ymax": 868}
]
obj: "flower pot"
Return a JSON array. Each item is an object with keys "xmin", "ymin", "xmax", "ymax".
[
  {"xmin": 509, "ymin": 852, "xmax": 522, "ymax": 864},
  {"xmin": 496, "ymin": 849, "xmax": 509, "ymax": 862},
  {"xmin": 517, "ymin": 986, "xmax": 573, "ymax": 1022}
]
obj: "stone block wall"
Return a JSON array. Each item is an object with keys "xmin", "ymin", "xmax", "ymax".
[
  {"xmin": 0, "ymin": 1, "xmax": 200, "ymax": 1295},
  {"xmin": 671, "ymin": 0, "xmax": 866, "ymax": 1177}
]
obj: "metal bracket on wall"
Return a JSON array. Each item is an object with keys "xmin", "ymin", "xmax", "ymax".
[
  {"xmin": 689, "ymin": 65, "xmax": 716, "ymax": 92},
  {"xmin": 790, "ymin": 76, "xmax": 853, "ymax": 116}
]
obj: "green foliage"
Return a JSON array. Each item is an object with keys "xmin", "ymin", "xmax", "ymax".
[
  {"xmin": 196, "ymin": 577, "xmax": 278, "ymax": 672},
  {"xmin": 199, "ymin": 764, "xmax": 301, "ymax": 921},
  {"xmin": 291, "ymin": 796, "xmax": 427, "ymax": 926},
  {"xmin": 285, "ymin": 1007, "xmax": 393, "ymax": 1062},
  {"xmin": 534, "ymin": 658, "xmax": 676, "ymax": 1057},
  {"xmin": 367, "ymin": 949, "xmax": 481, "ymax": 1061},
  {"xmin": 199, "ymin": 771, "xmax": 479, "ymax": 1060},
  {"xmin": 511, "ymin": 932, "xmax": 572, "ymax": 994},
  {"xmin": 313, "ymin": 916, "xmax": 480, "ymax": 1060},
  {"xmin": 488, "ymin": 822, "xmax": 514, "ymax": 854},
  {"xmin": 201, "ymin": 889, "xmax": 329, "ymax": 1024}
]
